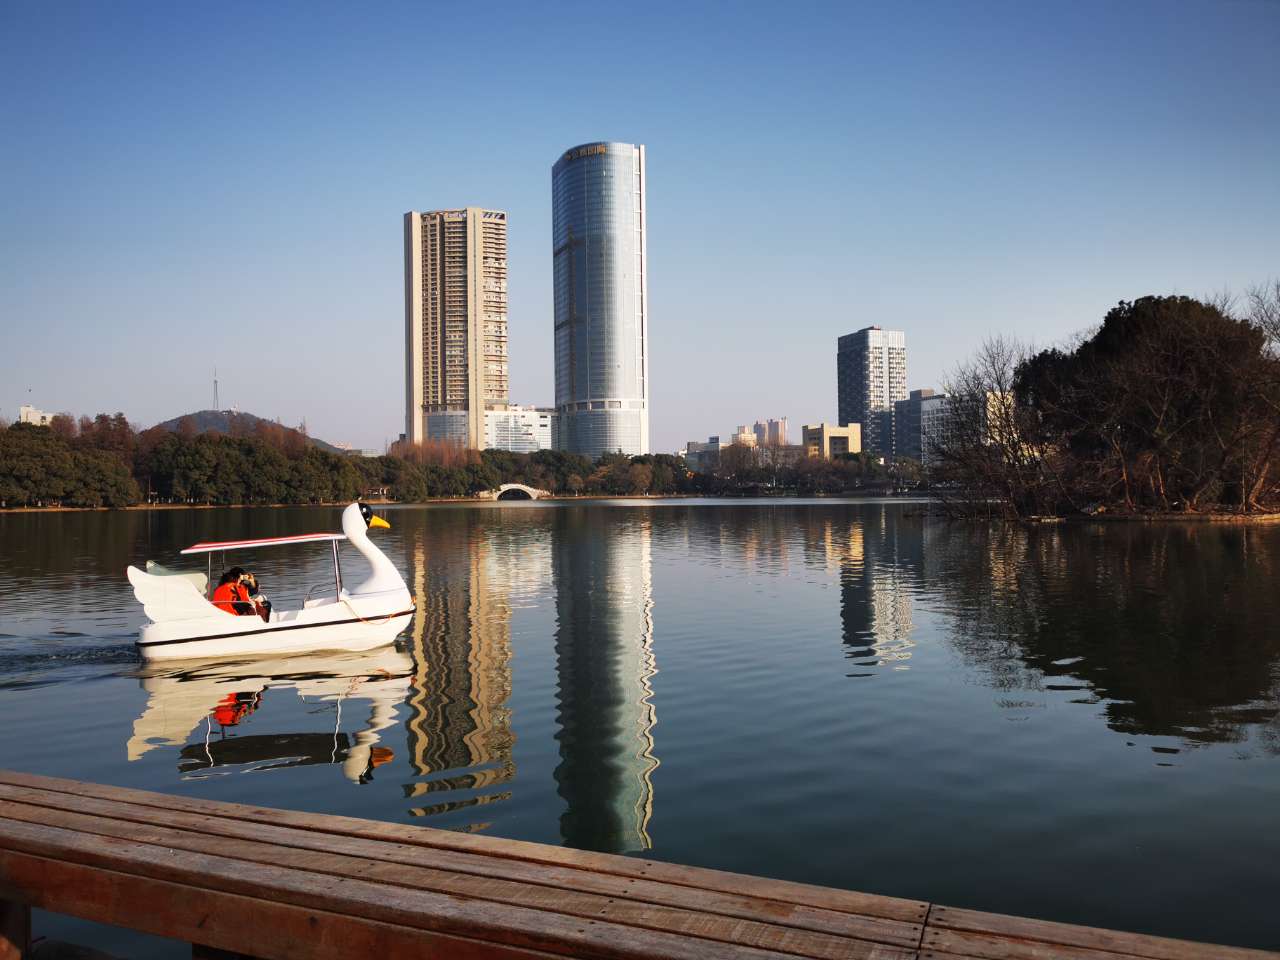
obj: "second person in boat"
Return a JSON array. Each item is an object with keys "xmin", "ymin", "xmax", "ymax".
[{"xmin": 212, "ymin": 567, "xmax": 270, "ymax": 620}]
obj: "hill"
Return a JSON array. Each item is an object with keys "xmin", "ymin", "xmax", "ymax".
[{"xmin": 151, "ymin": 410, "xmax": 347, "ymax": 455}]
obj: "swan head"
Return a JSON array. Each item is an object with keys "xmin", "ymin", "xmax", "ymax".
[
  {"xmin": 341, "ymin": 502, "xmax": 390, "ymax": 540},
  {"xmin": 358, "ymin": 502, "xmax": 390, "ymax": 530}
]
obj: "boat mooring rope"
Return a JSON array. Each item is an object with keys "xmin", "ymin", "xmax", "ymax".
[{"xmin": 340, "ymin": 595, "xmax": 416, "ymax": 625}]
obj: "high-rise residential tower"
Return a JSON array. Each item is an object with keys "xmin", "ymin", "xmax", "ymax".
[
  {"xmin": 552, "ymin": 142, "xmax": 649, "ymax": 458},
  {"xmin": 837, "ymin": 326, "xmax": 907, "ymax": 455},
  {"xmin": 404, "ymin": 208, "xmax": 509, "ymax": 449}
]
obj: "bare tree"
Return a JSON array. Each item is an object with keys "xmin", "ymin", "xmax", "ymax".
[
  {"xmin": 934, "ymin": 336, "xmax": 1051, "ymax": 517},
  {"xmin": 1246, "ymin": 280, "xmax": 1280, "ymax": 348}
]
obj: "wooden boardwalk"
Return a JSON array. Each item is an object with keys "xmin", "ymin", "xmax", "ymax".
[{"xmin": 0, "ymin": 769, "xmax": 1273, "ymax": 960}]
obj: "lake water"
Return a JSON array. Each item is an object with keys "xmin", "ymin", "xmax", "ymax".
[{"xmin": 1, "ymin": 500, "xmax": 1278, "ymax": 955}]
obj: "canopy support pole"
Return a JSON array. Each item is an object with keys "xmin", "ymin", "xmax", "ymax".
[{"xmin": 332, "ymin": 541, "xmax": 343, "ymax": 597}]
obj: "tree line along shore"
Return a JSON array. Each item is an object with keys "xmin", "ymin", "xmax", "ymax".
[
  {"xmin": 4, "ymin": 288, "xmax": 1277, "ymax": 517},
  {"xmin": 0, "ymin": 413, "xmax": 912, "ymax": 510}
]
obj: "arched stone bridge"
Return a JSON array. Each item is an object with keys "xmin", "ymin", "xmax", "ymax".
[{"xmin": 478, "ymin": 483, "xmax": 552, "ymax": 501}]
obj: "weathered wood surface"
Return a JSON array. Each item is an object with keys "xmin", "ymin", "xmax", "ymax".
[
  {"xmin": 921, "ymin": 905, "xmax": 1280, "ymax": 960},
  {"xmin": 0, "ymin": 770, "xmax": 1274, "ymax": 960}
]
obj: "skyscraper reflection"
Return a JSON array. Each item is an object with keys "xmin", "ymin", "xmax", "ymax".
[
  {"xmin": 821, "ymin": 508, "xmax": 919, "ymax": 671},
  {"xmin": 403, "ymin": 511, "xmax": 527, "ymax": 820},
  {"xmin": 551, "ymin": 509, "xmax": 658, "ymax": 853}
]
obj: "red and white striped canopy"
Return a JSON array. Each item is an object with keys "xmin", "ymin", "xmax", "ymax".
[{"xmin": 180, "ymin": 532, "xmax": 347, "ymax": 555}]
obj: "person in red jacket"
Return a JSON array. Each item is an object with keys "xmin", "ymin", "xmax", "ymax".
[{"xmin": 212, "ymin": 567, "xmax": 255, "ymax": 615}]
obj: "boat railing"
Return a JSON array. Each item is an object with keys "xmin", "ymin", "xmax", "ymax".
[{"xmin": 304, "ymin": 582, "xmax": 337, "ymax": 604}]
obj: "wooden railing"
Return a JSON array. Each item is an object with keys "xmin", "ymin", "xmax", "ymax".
[{"xmin": 0, "ymin": 770, "xmax": 1273, "ymax": 960}]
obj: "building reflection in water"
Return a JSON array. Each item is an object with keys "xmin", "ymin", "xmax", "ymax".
[
  {"xmin": 552, "ymin": 509, "xmax": 658, "ymax": 853},
  {"xmin": 401, "ymin": 510, "xmax": 536, "ymax": 823},
  {"xmin": 127, "ymin": 646, "xmax": 413, "ymax": 784},
  {"xmin": 818, "ymin": 508, "xmax": 919, "ymax": 673}
]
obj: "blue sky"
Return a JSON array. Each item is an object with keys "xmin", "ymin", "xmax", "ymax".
[{"xmin": 2, "ymin": 0, "xmax": 1277, "ymax": 452}]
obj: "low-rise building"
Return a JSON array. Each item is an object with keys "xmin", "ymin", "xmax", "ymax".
[
  {"xmin": 731, "ymin": 425, "xmax": 757, "ymax": 447},
  {"xmin": 18, "ymin": 404, "xmax": 52, "ymax": 427},
  {"xmin": 917, "ymin": 391, "xmax": 1019, "ymax": 468},
  {"xmin": 893, "ymin": 388, "xmax": 938, "ymax": 461},
  {"xmin": 682, "ymin": 436, "xmax": 728, "ymax": 472},
  {"xmin": 919, "ymin": 394, "xmax": 952, "ymax": 467},
  {"xmin": 802, "ymin": 423, "xmax": 862, "ymax": 459},
  {"xmin": 485, "ymin": 405, "xmax": 555, "ymax": 453}
]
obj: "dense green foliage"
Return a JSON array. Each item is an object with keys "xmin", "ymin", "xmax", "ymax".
[
  {"xmin": 0, "ymin": 411, "xmax": 915, "ymax": 508},
  {"xmin": 0, "ymin": 421, "xmax": 381, "ymax": 508},
  {"xmin": 0, "ymin": 423, "xmax": 140, "ymax": 507}
]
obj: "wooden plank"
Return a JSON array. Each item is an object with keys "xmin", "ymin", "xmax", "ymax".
[
  {"xmin": 1, "ymin": 848, "xmax": 559, "ymax": 960},
  {"xmin": 927, "ymin": 905, "xmax": 1278, "ymax": 960},
  {"xmin": 0, "ymin": 897, "xmax": 27, "ymax": 960},
  {"xmin": 0, "ymin": 814, "xmax": 838, "ymax": 960},
  {"xmin": 922, "ymin": 925, "xmax": 1276, "ymax": 960},
  {"xmin": 924, "ymin": 926, "xmax": 1160, "ymax": 960},
  {"xmin": 0, "ymin": 799, "xmax": 914, "ymax": 960},
  {"xmin": 0, "ymin": 783, "xmax": 921, "ymax": 949},
  {"xmin": 0, "ymin": 771, "xmax": 928, "ymax": 925}
]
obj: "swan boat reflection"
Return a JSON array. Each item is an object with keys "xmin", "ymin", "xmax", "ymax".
[{"xmin": 127, "ymin": 646, "xmax": 414, "ymax": 784}]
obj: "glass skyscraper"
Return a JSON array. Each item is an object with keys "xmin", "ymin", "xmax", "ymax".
[{"xmin": 552, "ymin": 142, "xmax": 649, "ymax": 457}]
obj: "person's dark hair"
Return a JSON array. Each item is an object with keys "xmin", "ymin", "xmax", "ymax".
[{"xmin": 218, "ymin": 566, "xmax": 248, "ymax": 586}]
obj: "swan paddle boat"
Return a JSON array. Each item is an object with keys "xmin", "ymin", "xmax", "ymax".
[{"xmin": 127, "ymin": 502, "xmax": 414, "ymax": 662}]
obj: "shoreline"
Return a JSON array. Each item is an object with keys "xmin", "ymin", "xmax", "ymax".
[
  {"xmin": 936, "ymin": 510, "xmax": 1280, "ymax": 525},
  {"xmin": 1057, "ymin": 511, "xmax": 1280, "ymax": 524},
  {"xmin": 0, "ymin": 491, "xmax": 896, "ymax": 513},
  {"xmin": 5, "ymin": 498, "xmax": 1280, "ymax": 523}
]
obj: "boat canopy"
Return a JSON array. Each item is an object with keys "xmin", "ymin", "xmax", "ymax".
[{"xmin": 180, "ymin": 533, "xmax": 347, "ymax": 555}]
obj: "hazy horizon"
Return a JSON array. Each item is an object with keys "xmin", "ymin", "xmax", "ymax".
[{"xmin": 3, "ymin": 1, "xmax": 1277, "ymax": 451}]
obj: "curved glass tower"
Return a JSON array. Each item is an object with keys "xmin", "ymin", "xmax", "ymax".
[{"xmin": 552, "ymin": 142, "xmax": 649, "ymax": 457}]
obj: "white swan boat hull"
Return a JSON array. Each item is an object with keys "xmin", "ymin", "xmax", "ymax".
[
  {"xmin": 130, "ymin": 503, "xmax": 415, "ymax": 662},
  {"xmin": 136, "ymin": 592, "xmax": 414, "ymax": 662}
]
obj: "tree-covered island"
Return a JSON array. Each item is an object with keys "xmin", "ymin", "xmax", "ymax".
[{"xmin": 934, "ymin": 286, "xmax": 1280, "ymax": 517}]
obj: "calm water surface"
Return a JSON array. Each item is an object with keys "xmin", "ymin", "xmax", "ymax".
[{"xmin": 1, "ymin": 500, "xmax": 1278, "ymax": 954}]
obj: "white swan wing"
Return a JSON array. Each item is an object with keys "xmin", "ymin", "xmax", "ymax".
[
  {"xmin": 145, "ymin": 560, "xmax": 208, "ymax": 594},
  {"xmin": 128, "ymin": 565, "xmax": 226, "ymax": 622}
]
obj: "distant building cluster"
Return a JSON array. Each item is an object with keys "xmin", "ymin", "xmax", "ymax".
[
  {"xmin": 404, "ymin": 142, "xmax": 648, "ymax": 457},
  {"xmin": 787, "ymin": 326, "xmax": 944, "ymax": 465},
  {"xmin": 680, "ymin": 418, "xmax": 791, "ymax": 471},
  {"xmin": 810, "ymin": 326, "xmax": 996, "ymax": 468}
]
